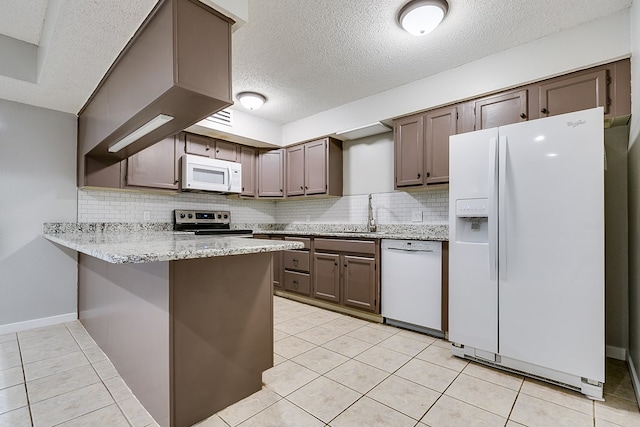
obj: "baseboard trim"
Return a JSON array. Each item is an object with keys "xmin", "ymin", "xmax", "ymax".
[
  {"xmin": 606, "ymin": 345, "xmax": 627, "ymax": 361},
  {"xmin": 627, "ymin": 353, "xmax": 640, "ymax": 409},
  {"xmin": 0, "ymin": 312, "xmax": 77, "ymax": 335}
]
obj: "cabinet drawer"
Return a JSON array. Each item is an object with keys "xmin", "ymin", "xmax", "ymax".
[
  {"xmin": 285, "ymin": 236, "xmax": 311, "ymax": 249},
  {"xmin": 283, "ymin": 271, "xmax": 310, "ymax": 295},
  {"xmin": 284, "ymin": 250, "xmax": 310, "ymax": 272},
  {"xmin": 314, "ymin": 238, "xmax": 376, "ymax": 255}
]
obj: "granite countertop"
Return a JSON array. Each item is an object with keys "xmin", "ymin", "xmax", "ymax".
[
  {"xmin": 249, "ymin": 224, "xmax": 449, "ymax": 241},
  {"xmin": 43, "ymin": 224, "xmax": 303, "ymax": 264},
  {"xmin": 42, "ymin": 222, "xmax": 449, "ymax": 264}
]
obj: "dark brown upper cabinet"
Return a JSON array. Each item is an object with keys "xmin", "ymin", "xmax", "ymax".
[
  {"xmin": 394, "ymin": 106, "xmax": 457, "ymax": 188},
  {"xmin": 258, "ymin": 149, "xmax": 285, "ymax": 198},
  {"xmin": 214, "ymin": 140, "xmax": 239, "ymax": 162},
  {"xmin": 286, "ymin": 145, "xmax": 305, "ymax": 197},
  {"xmin": 424, "ymin": 106, "xmax": 457, "ymax": 185},
  {"xmin": 125, "ymin": 134, "xmax": 184, "ymax": 190},
  {"xmin": 394, "ymin": 114, "xmax": 424, "ymax": 187},
  {"xmin": 185, "ymin": 133, "xmax": 213, "ymax": 156},
  {"xmin": 537, "ymin": 69, "xmax": 608, "ymax": 118},
  {"xmin": 184, "ymin": 133, "xmax": 238, "ymax": 162},
  {"xmin": 285, "ymin": 138, "xmax": 343, "ymax": 198},
  {"xmin": 473, "ymin": 89, "xmax": 529, "ymax": 130},
  {"xmin": 78, "ymin": 0, "xmax": 233, "ymax": 186},
  {"xmin": 530, "ymin": 60, "xmax": 630, "ymax": 124},
  {"xmin": 240, "ymin": 147, "xmax": 257, "ymax": 197}
]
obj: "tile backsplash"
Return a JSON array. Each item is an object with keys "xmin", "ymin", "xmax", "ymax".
[
  {"xmin": 77, "ymin": 187, "xmax": 449, "ymax": 224},
  {"xmin": 275, "ymin": 188, "xmax": 448, "ymax": 224},
  {"xmin": 78, "ymin": 190, "xmax": 277, "ymax": 223}
]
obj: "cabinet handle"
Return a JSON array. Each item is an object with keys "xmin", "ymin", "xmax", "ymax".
[
  {"xmin": 344, "ymin": 263, "xmax": 347, "ymax": 267},
  {"xmin": 174, "ymin": 180, "xmax": 178, "ymax": 184},
  {"xmin": 417, "ymin": 173, "xmax": 421, "ymax": 179},
  {"xmin": 206, "ymin": 146, "xmax": 210, "ymax": 151},
  {"xmin": 541, "ymin": 108, "xmax": 549, "ymax": 114},
  {"xmin": 334, "ymin": 262, "xmax": 338, "ymax": 266},
  {"xmin": 293, "ymin": 259, "xmax": 299, "ymax": 266},
  {"xmin": 280, "ymin": 189, "xmax": 283, "ymax": 192},
  {"xmin": 305, "ymin": 186, "xmax": 308, "ymax": 190},
  {"xmin": 293, "ymin": 280, "xmax": 299, "ymax": 289},
  {"xmin": 242, "ymin": 187, "xmax": 245, "ymax": 191},
  {"xmin": 520, "ymin": 113, "xmax": 527, "ymax": 119},
  {"xmin": 300, "ymin": 186, "xmax": 304, "ymax": 190},
  {"xmin": 426, "ymin": 172, "xmax": 431, "ymax": 178},
  {"xmin": 216, "ymin": 149, "xmax": 220, "ymax": 153}
]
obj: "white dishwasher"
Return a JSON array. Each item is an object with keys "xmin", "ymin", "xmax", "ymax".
[{"xmin": 381, "ymin": 239, "xmax": 443, "ymax": 336}]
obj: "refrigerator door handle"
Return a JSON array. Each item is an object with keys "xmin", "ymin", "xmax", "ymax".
[
  {"xmin": 488, "ymin": 137, "xmax": 498, "ymax": 280},
  {"xmin": 498, "ymin": 135, "xmax": 508, "ymax": 280}
]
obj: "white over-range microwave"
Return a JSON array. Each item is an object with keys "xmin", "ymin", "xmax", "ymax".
[{"xmin": 181, "ymin": 154, "xmax": 242, "ymax": 194}]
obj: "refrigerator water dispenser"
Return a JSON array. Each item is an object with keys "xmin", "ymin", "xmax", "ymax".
[{"xmin": 455, "ymin": 198, "xmax": 489, "ymax": 243}]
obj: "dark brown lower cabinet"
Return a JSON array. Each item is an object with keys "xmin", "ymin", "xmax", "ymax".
[
  {"xmin": 313, "ymin": 252, "xmax": 341, "ymax": 303},
  {"xmin": 343, "ymin": 255, "xmax": 377, "ymax": 312},
  {"xmin": 312, "ymin": 238, "xmax": 380, "ymax": 314}
]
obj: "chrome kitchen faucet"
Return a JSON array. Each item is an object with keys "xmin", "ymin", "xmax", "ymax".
[{"xmin": 368, "ymin": 193, "xmax": 377, "ymax": 232}]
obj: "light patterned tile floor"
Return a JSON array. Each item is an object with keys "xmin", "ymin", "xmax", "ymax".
[
  {"xmin": 206, "ymin": 296, "xmax": 640, "ymax": 427},
  {"xmin": 1, "ymin": 296, "xmax": 639, "ymax": 426},
  {"xmin": 0, "ymin": 323, "xmax": 157, "ymax": 427}
]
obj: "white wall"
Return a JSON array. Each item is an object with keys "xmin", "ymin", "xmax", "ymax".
[
  {"xmin": 282, "ymin": 10, "xmax": 631, "ymax": 144},
  {"xmin": 0, "ymin": 99, "xmax": 78, "ymax": 333},
  {"xmin": 343, "ymin": 132, "xmax": 394, "ymax": 195},
  {"xmin": 627, "ymin": 0, "xmax": 640, "ymax": 398}
]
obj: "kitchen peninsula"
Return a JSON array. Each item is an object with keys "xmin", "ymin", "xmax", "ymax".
[{"xmin": 43, "ymin": 224, "xmax": 304, "ymax": 427}]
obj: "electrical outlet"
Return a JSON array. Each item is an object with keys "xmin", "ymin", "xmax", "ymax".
[
  {"xmin": 411, "ymin": 211, "xmax": 423, "ymax": 222},
  {"xmin": 143, "ymin": 211, "xmax": 151, "ymax": 221}
]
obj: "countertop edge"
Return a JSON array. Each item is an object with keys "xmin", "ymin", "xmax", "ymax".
[{"xmin": 43, "ymin": 233, "xmax": 304, "ymax": 264}]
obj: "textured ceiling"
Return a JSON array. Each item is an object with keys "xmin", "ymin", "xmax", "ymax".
[
  {"xmin": 0, "ymin": 0, "xmax": 632, "ymax": 123},
  {"xmin": 0, "ymin": 0, "xmax": 48, "ymax": 44}
]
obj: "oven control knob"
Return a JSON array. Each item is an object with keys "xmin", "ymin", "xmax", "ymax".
[
  {"xmin": 223, "ymin": 214, "xmax": 228, "ymax": 219},
  {"xmin": 180, "ymin": 213, "xmax": 185, "ymax": 218},
  {"xmin": 217, "ymin": 214, "xmax": 222, "ymax": 219},
  {"xmin": 188, "ymin": 213, "xmax": 193, "ymax": 219}
]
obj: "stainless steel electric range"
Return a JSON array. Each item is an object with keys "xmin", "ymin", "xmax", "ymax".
[{"xmin": 173, "ymin": 210, "xmax": 253, "ymax": 236}]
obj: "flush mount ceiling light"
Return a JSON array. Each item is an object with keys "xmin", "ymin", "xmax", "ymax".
[
  {"xmin": 397, "ymin": 0, "xmax": 448, "ymax": 36},
  {"xmin": 236, "ymin": 92, "xmax": 267, "ymax": 110}
]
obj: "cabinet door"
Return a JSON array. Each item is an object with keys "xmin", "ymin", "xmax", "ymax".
[
  {"xmin": 305, "ymin": 139, "xmax": 328, "ymax": 195},
  {"xmin": 126, "ymin": 135, "xmax": 179, "ymax": 189},
  {"xmin": 185, "ymin": 133, "xmax": 213, "ymax": 157},
  {"xmin": 258, "ymin": 149, "xmax": 284, "ymax": 197},
  {"xmin": 394, "ymin": 114, "xmax": 424, "ymax": 188},
  {"xmin": 214, "ymin": 139, "xmax": 238, "ymax": 162},
  {"xmin": 286, "ymin": 145, "xmax": 305, "ymax": 196},
  {"xmin": 240, "ymin": 147, "xmax": 256, "ymax": 197},
  {"xmin": 538, "ymin": 69, "xmax": 608, "ymax": 117},
  {"xmin": 313, "ymin": 253, "xmax": 341, "ymax": 303},
  {"xmin": 425, "ymin": 106, "xmax": 457, "ymax": 185},
  {"xmin": 474, "ymin": 89, "xmax": 528, "ymax": 129},
  {"xmin": 343, "ymin": 256, "xmax": 377, "ymax": 312}
]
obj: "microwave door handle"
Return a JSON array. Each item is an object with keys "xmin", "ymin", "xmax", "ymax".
[{"xmin": 227, "ymin": 165, "xmax": 232, "ymax": 191}]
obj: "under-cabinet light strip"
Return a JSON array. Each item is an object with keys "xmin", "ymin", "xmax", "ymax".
[{"xmin": 108, "ymin": 114, "xmax": 174, "ymax": 153}]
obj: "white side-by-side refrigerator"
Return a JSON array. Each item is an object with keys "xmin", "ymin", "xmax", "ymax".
[{"xmin": 448, "ymin": 107, "xmax": 605, "ymax": 399}]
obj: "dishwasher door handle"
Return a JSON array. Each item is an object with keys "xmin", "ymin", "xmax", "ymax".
[{"xmin": 386, "ymin": 247, "xmax": 434, "ymax": 253}]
